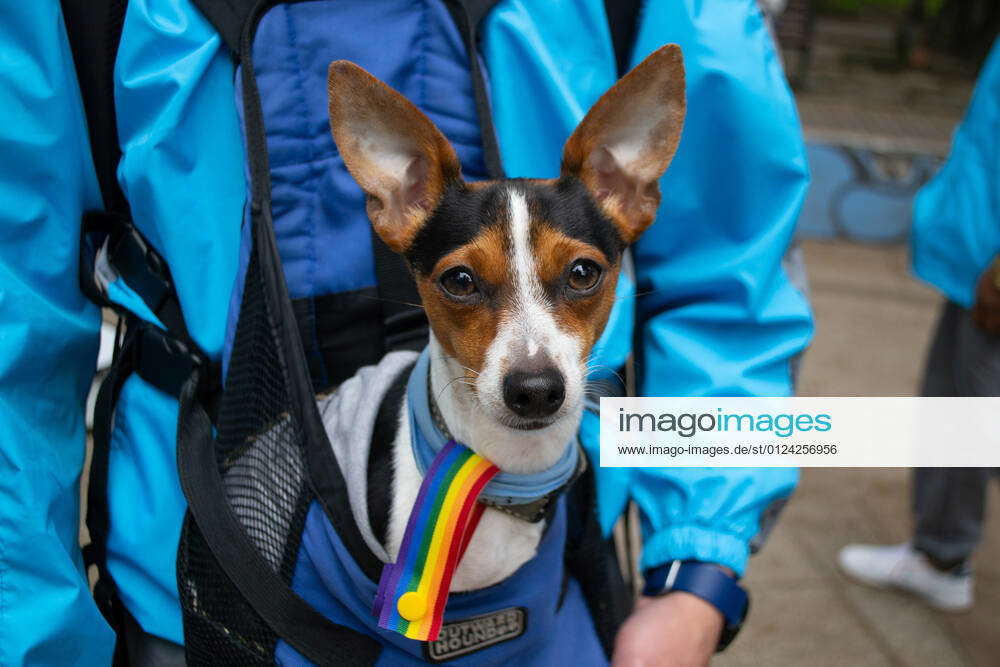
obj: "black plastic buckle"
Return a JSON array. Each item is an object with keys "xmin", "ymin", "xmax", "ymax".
[
  {"xmin": 108, "ymin": 222, "xmax": 174, "ymax": 315},
  {"xmin": 79, "ymin": 210, "xmax": 127, "ymax": 309},
  {"xmin": 131, "ymin": 323, "xmax": 203, "ymax": 399},
  {"xmin": 79, "ymin": 210, "xmax": 173, "ymax": 312},
  {"xmin": 129, "ymin": 321, "xmax": 221, "ymax": 423}
]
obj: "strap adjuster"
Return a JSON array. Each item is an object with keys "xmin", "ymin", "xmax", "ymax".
[
  {"xmin": 113, "ymin": 221, "xmax": 167, "ymax": 280},
  {"xmin": 81, "ymin": 210, "xmax": 196, "ymax": 345},
  {"xmin": 107, "ymin": 223, "xmax": 174, "ymax": 315},
  {"xmin": 131, "ymin": 323, "xmax": 207, "ymax": 398}
]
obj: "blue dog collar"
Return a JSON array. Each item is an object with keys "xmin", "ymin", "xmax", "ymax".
[{"xmin": 406, "ymin": 347, "xmax": 580, "ymax": 507}]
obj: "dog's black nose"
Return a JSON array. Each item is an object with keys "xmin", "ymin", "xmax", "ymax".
[{"xmin": 502, "ymin": 367, "xmax": 565, "ymax": 419}]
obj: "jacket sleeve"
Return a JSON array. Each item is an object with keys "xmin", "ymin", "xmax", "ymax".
[
  {"xmin": 912, "ymin": 37, "xmax": 1000, "ymax": 307},
  {"xmin": 614, "ymin": 0, "xmax": 813, "ymax": 576}
]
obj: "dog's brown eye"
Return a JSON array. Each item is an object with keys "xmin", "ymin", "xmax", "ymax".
[
  {"xmin": 440, "ymin": 267, "xmax": 478, "ymax": 298},
  {"xmin": 567, "ymin": 259, "xmax": 602, "ymax": 292}
]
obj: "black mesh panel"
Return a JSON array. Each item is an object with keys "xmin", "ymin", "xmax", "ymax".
[{"xmin": 178, "ymin": 243, "xmax": 313, "ymax": 665}]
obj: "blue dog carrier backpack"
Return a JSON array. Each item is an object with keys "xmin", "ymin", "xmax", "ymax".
[{"xmin": 65, "ymin": 0, "xmax": 637, "ymax": 664}]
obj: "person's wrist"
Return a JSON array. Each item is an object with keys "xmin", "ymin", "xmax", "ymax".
[
  {"xmin": 660, "ymin": 590, "xmax": 725, "ymax": 627},
  {"xmin": 614, "ymin": 588, "xmax": 725, "ymax": 666},
  {"xmin": 642, "ymin": 560, "xmax": 749, "ymax": 651},
  {"xmin": 647, "ymin": 590, "xmax": 725, "ymax": 639}
]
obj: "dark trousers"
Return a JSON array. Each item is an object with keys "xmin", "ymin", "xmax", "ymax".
[{"xmin": 913, "ymin": 301, "xmax": 1000, "ymax": 569}]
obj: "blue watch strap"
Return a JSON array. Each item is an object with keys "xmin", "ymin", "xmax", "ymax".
[{"xmin": 643, "ymin": 560, "xmax": 749, "ymax": 627}]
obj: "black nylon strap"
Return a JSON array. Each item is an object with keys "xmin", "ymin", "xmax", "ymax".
[
  {"xmin": 443, "ymin": 0, "xmax": 505, "ymax": 180},
  {"xmin": 61, "ymin": 6, "xmax": 132, "ymax": 653},
  {"xmin": 604, "ymin": 0, "xmax": 643, "ymax": 78},
  {"xmin": 164, "ymin": 9, "xmax": 392, "ymax": 658},
  {"xmin": 187, "ymin": 0, "xmax": 256, "ymax": 54},
  {"xmin": 131, "ymin": 323, "xmax": 221, "ymax": 416},
  {"xmin": 62, "ymin": 0, "xmax": 197, "ymax": 346},
  {"xmin": 84, "ymin": 330, "xmax": 135, "ymax": 636},
  {"xmin": 79, "ymin": 211, "xmax": 198, "ymax": 353},
  {"xmin": 60, "ymin": 0, "xmax": 130, "ymax": 214},
  {"xmin": 111, "ymin": 235, "xmax": 192, "ymax": 346},
  {"xmin": 78, "ymin": 212, "xmax": 122, "ymax": 312},
  {"xmin": 176, "ymin": 369, "xmax": 381, "ymax": 666},
  {"xmin": 62, "ymin": 0, "xmax": 197, "ymax": 349},
  {"xmin": 85, "ymin": 321, "xmax": 199, "ymax": 667},
  {"xmin": 62, "ymin": 0, "xmax": 193, "ymax": 344},
  {"xmin": 84, "ymin": 322, "xmax": 210, "ymax": 592},
  {"xmin": 112, "ymin": 215, "xmax": 195, "ymax": 344}
]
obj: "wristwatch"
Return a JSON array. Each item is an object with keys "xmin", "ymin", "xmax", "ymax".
[{"xmin": 642, "ymin": 560, "xmax": 750, "ymax": 651}]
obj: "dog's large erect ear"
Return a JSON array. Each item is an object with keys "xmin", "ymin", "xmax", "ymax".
[
  {"xmin": 561, "ymin": 45, "xmax": 685, "ymax": 245},
  {"xmin": 328, "ymin": 61, "xmax": 461, "ymax": 253}
]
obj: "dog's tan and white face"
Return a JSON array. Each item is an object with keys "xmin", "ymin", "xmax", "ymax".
[{"xmin": 328, "ymin": 46, "xmax": 685, "ymax": 474}]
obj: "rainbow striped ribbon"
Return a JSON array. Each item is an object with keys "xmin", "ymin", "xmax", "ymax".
[{"xmin": 373, "ymin": 440, "xmax": 499, "ymax": 642}]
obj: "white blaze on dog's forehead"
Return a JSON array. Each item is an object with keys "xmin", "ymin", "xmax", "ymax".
[
  {"xmin": 507, "ymin": 188, "xmax": 542, "ymax": 305},
  {"xmin": 497, "ymin": 187, "xmax": 579, "ymax": 368}
]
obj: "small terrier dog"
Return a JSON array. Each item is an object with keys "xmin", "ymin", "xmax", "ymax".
[{"xmin": 327, "ymin": 45, "xmax": 685, "ymax": 591}]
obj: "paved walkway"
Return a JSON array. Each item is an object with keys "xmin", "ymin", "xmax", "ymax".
[{"xmin": 718, "ymin": 240, "xmax": 1000, "ymax": 666}]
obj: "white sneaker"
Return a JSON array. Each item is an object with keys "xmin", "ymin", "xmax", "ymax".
[{"xmin": 837, "ymin": 542, "xmax": 974, "ymax": 612}]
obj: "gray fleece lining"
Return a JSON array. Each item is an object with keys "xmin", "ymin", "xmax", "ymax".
[{"xmin": 317, "ymin": 349, "xmax": 420, "ymax": 563}]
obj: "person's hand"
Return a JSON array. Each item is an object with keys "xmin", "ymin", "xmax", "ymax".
[
  {"xmin": 972, "ymin": 256, "xmax": 1000, "ymax": 336},
  {"xmin": 612, "ymin": 591, "xmax": 724, "ymax": 667}
]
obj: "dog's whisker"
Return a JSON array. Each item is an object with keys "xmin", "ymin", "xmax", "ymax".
[
  {"xmin": 584, "ymin": 363, "xmax": 627, "ymax": 388},
  {"xmin": 436, "ymin": 375, "xmax": 475, "ymax": 402},
  {"xmin": 610, "ymin": 287, "xmax": 666, "ymax": 303},
  {"xmin": 431, "ymin": 349, "xmax": 477, "ymax": 377},
  {"xmin": 355, "ymin": 293, "xmax": 426, "ymax": 310}
]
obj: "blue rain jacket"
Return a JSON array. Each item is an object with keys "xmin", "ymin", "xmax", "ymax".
[
  {"xmin": 1, "ymin": 0, "xmax": 811, "ymax": 659},
  {"xmin": 912, "ymin": 37, "xmax": 1000, "ymax": 306},
  {"xmin": 0, "ymin": 4, "xmax": 115, "ymax": 664}
]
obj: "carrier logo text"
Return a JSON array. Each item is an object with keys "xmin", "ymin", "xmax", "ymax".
[{"xmin": 424, "ymin": 607, "xmax": 526, "ymax": 662}]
